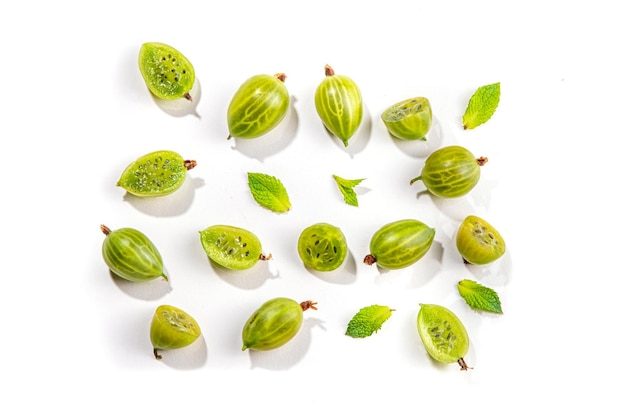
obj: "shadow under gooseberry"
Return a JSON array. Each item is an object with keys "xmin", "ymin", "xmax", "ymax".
[
  {"xmin": 247, "ymin": 317, "xmax": 324, "ymax": 371},
  {"xmin": 207, "ymin": 257, "xmax": 278, "ymax": 290},
  {"xmin": 152, "ymin": 334, "xmax": 208, "ymax": 370},
  {"xmin": 322, "ymin": 104, "xmax": 372, "ymax": 158},
  {"xmin": 303, "ymin": 251, "xmax": 358, "ymax": 285},
  {"xmin": 462, "ymin": 250, "xmax": 514, "ymax": 287},
  {"xmin": 123, "ymin": 175, "xmax": 203, "ymax": 218},
  {"xmin": 151, "ymin": 77, "xmax": 202, "ymax": 118},
  {"xmin": 390, "ymin": 114, "xmax": 444, "ymax": 158},
  {"xmin": 108, "ymin": 270, "xmax": 172, "ymax": 301}
]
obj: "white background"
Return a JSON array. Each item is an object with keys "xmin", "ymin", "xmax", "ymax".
[{"xmin": 3, "ymin": 0, "xmax": 625, "ymax": 416}]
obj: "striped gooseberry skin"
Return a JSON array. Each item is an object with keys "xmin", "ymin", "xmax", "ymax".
[
  {"xmin": 242, "ymin": 298, "xmax": 317, "ymax": 351},
  {"xmin": 116, "ymin": 150, "xmax": 196, "ymax": 197},
  {"xmin": 100, "ymin": 225, "xmax": 167, "ymax": 282},
  {"xmin": 456, "ymin": 215, "xmax": 506, "ymax": 265},
  {"xmin": 227, "ymin": 73, "xmax": 290, "ymax": 139},
  {"xmin": 411, "ymin": 145, "xmax": 487, "ymax": 198},
  {"xmin": 138, "ymin": 42, "xmax": 195, "ymax": 101},
  {"xmin": 314, "ymin": 65, "xmax": 363, "ymax": 146},
  {"xmin": 381, "ymin": 97, "xmax": 432, "ymax": 141},
  {"xmin": 364, "ymin": 219, "xmax": 435, "ymax": 270},
  {"xmin": 199, "ymin": 225, "xmax": 266, "ymax": 270}
]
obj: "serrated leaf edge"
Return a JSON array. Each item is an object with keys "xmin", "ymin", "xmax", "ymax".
[
  {"xmin": 247, "ymin": 172, "xmax": 291, "ymax": 213},
  {"xmin": 345, "ymin": 305, "xmax": 393, "ymax": 338},
  {"xmin": 457, "ymin": 279, "xmax": 503, "ymax": 314},
  {"xmin": 333, "ymin": 175, "xmax": 365, "ymax": 207},
  {"xmin": 462, "ymin": 82, "xmax": 501, "ymax": 130}
]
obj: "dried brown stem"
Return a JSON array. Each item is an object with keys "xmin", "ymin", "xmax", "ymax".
[
  {"xmin": 363, "ymin": 254, "xmax": 377, "ymax": 265},
  {"xmin": 300, "ymin": 301, "xmax": 318, "ymax": 311},
  {"xmin": 184, "ymin": 160, "xmax": 197, "ymax": 170},
  {"xmin": 259, "ymin": 253, "xmax": 273, "ymax": 261},
  {"xmin": 458, "ymin": 358, "xmax": 472, "ymax": 371}
]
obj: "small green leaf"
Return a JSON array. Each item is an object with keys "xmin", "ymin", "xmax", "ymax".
[
  {"xmin": 462, "ymin": 82, "xmax": 500, "ymax": 130},
  {"xmin": 457, "ymin": 279, "xmax": 503, "ymax": 313},
  {"xmin": 247, "ymin": 172, "xmax": 291, "ymax": 213},
  {"xmin": 345, "ymin": 305, "xmax": 393, "ymax": 338},
  {"xmin": 333, "ymin": 175, "xmax": 365, "ymax": 207}
]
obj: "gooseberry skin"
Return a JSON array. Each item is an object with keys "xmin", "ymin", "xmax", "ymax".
[
  {"xmin": 138, "ymin": 42, "xmax": 195, "ymax": 101},
  {"xmin": 381, "ymin": 97, "xmax": 432, "ymax": 140},
  {"xmin": 417, "ymin": 304, "xmax": 471, "ymax": 370},
  {"xmin": 297, "ymin": 223, "xmax": 348, "ymax": 272},
  {"xmin": 150, "ymin": 305, "xmax": 201, "ymax": 360},
  {"xmin": 364, "ymin": 219, "xmax": 435, "ymax": 270},
  {"xmin": 199, "ymin": 225, "xmax": 266, "ymax": 271},
  {"xmin": 227, "ymin": 73, "xmax": 290, "ymax": 139},
  {"xmin": 410, "ymin": 145, "xmax": 487, "ymax": 198},
  {"xmin": 456, "ymin": 215, "xmax": 506, "ymax": 265},
  {"xmin": 242, "ymin": 298, "xmax": 317, "ymax": 351},
  {"xmin": 116, "ymin": 150, "xmax": 196, "ymax": 197},
  {"xmin": 100, "ymin": 225, "xmax": 167, "ymax": 282},
  {"xmin": 314, "ymin": 65, "xmax": 363, "ymax": 146}
]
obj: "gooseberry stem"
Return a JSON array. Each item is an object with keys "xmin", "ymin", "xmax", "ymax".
[
  {"xmin": 184, "ymin": 92, "xmax": 192, "ymax": 102},
  {"xmin": 274, "ymin": 73, "xmax": 287, "ymax": 83},
  {"xmin": 363, "ymin": 254, "xmax": 377, "ymax": 265},
  {"xmin": 324, "ymin": 65, "xmax": 335, "ymax": 77},
  {"xmin": 259, "ymin": 253, "xmax": 273, "ymax": 261},
  {"xmin": 100, "ymin": 224, "xmax": 111, "ymax": 235},
  {"xmin": 409, "ymin": 176, "xmax": 422, "ymax": 185},
  {"xmin": 300, "ymin": 301, "xmax": 318, "ymax": 311},
  {"xmin": 457, "ymin": 358, "xmax": 472, "ymax": 371},
  {"xmin": 184, "ymin": 160, "xmax": 197, "ymax": 171},
  {"xmin": 153, "ymin": 348, "xmax": 162, "ymax": 360},
  {"xmin": 476, "ymin": 156, "xmax": 488, "ymax": 166}
]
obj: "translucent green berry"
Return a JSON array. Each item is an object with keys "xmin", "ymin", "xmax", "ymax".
[
  {"xmin": 417, "ymin": 304, "xmax": 471, "ymax": 370},
  {"xmin": 382, "ymin": 97, "xmax": 432, "ymax": 140},
  {"xmin": 150, "ymin": 305, "xmax": 201, "ymax": 360},
  {"xmin": 116, "ymin": 150, "xmax": 196, "ymax": 197},
  {"xmin": 138, "ymin": 42, "xmax": 195, "ymax": 101},
  {"xmin": 314, "ymin": 65, "xmax": 363, "ymax": 146},
  {"xmin": 242, "ymin": 298, "xmax": 317, "ymax": 351},
  {"xmin": 100, "ymin": 224, "xmax": 167, "ymax": 282}
]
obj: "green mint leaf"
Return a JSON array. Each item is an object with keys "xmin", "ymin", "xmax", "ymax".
[
  {"xmin": 462, "ymin": 82, "xmax": 500, "ymax": 130},
  {"xmin": 247, "ymin": 172, "xmax": 291, "ymax": 213},
  {"xmin": 457, "ymin": 279, "xmax": 503, "ymax": 313},
  {"xmin": 346, "ymin": 305, "xmax": 393, "ymax": 338},
  {"xmin": 333, "ymin": 175, "xmax": 365, "ymax": 207}
]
